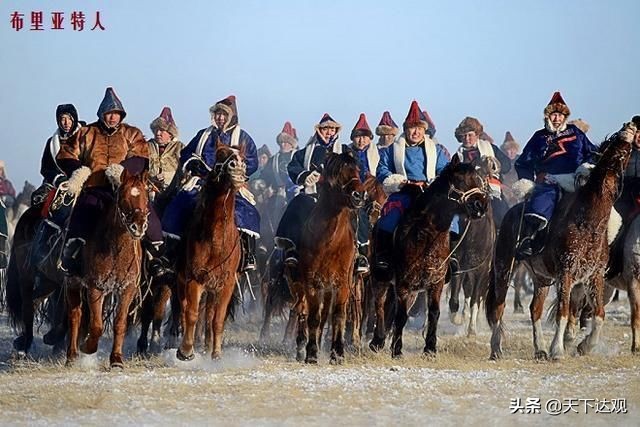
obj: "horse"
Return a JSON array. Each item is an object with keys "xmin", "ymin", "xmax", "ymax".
[
  {"xmin": 175, "ymin": 141, "xmax": 246, "ymax": 361},
  {"xmin": 369, "ymin": 155, "xmax": 489, "ymax": 357},
  {"xmin": 291, "ymin": 152, "xmax": 364, "ymax": 364},
  {"xmin": 66, "ymin": 168, "xmax": 150, "ymax": 368},
  {"xmin": 6, "ymin": 181, "xmax": 35, "ymax": 244},
  {"xmin": 486, "ymin": 124, "xmax": 634, "ymax": 361},
  {"xmin": 448, "ymin": 156, "xmax": 497, "ymax": 336}
]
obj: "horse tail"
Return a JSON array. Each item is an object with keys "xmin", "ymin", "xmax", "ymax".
[{"xmin": 6, "ymin": 247, "xmax": 23, "ymax": 329}]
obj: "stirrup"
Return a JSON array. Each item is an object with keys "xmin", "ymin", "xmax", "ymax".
[{"xmin": 356, "ymin": 254, "xmax": 370, "ymax": 274}]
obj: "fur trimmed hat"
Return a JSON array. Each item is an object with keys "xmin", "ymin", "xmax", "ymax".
[
  {"xmin": 403, "ymin": 101, "xmax": 429, "ymax": 130},
  {"xmin": 375, "ymin": 111, "xmax": 399, "ymax": 136},
  {"xmin": 632, "ymin": 115, "xmax": 640, "ymax": 129},
  {"xmin": 150, "ymin": 106, "xmax": 179, "ymax": 138},
  {"xmin": 568, "ymin": 118, "xmax": 590, "ymax": 134},
  {"xmin": 315, "ymin": 113, "xmax": 341, "ymax": 132},
  {"xmin": 501, "ymin": 131, "xmax": 520, "ymax": 152},
  {"xmin": 544, "ymin": 91, "xmax": 571, "ymax": 118},
  {"xmin": 209, "ymin": 95, "xmax": 239, "ymax": 131},
  {"xmin": 350, "ymin": 113, "xmax": 373, "ymax": 140},
  {"xmin": 454, "ymin": 117, "xmax": 484, "ymax": 142},
  {"xmin": 258, "ymin": 144, "xmax": 272, "ymax": 158},
  {"xmin": 276, "ymin": 121, "xmax": 298, "ymax": 148}
]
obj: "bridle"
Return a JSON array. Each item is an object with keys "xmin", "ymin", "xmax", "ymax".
[{"xmin": 116, "ymin": 184, "xmax": 150, "ymax": 238}]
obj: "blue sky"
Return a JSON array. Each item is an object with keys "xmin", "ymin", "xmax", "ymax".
[{"xmin": 1, "ymin": 0, "xmax": 639, "ymax": 187}]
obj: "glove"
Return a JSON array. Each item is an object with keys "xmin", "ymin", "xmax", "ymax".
[
  {"xmin": 64, "ymin": 166, "xmax": 92, "ymax": 196},
  {"xmin": 304, "ymin": 171, "xmax": 321, "ymax": 187}
]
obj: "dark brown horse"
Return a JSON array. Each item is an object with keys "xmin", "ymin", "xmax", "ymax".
[
  {"xmin": 292, "ymin": 152, "xmax": 364, "ymax": 364},
  {"xmin": 369, "ymin": 155, "xmax": 489, "ymax": 357},
  {"xmin": 486, "ymin": 123, "xmax": 635, "ymax": 360},
  {"xmin": 176, "ymin": 141, "xmax": 245, "ymax": 361},
  {"xmin": 66, "ymin": 169, "xmax": 150, "ymax": 368}
]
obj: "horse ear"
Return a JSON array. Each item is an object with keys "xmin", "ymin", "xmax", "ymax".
[
  {"xmin": 215, "ymin": 137, "xmax": 225, "ymax": 151},
  {"xmin": 450, "ymin": 153, "xmax": 461, "ymax": 167}
]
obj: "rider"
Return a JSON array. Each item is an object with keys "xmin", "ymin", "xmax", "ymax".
[
  {"xmin": 373, "ymin": 100, "xmax": 450, "ymax": 280},
  {"xmin": 275, "ymin": 113, "xmax": 350, "ymax": 265},
  {"xmin": 514, "ymin": 91, "xmax": 597, "ymax": 258},
  {"xmin": 452, "ymin": 116, "xmax": 511, "ymax": 226},
  {"xmin": 349, "ymin": 113, "xmax": 380, "ymax": 274},
  {"xmin": 260, "ymin": 121, "xmax": 298, "ymax": 201},
  {"xmin": 375, "ymin": 111, "xmax": 399, "ymax": 150},
  {"xmin": 161, "ymin": 95, "xmax": 260, "ymax": 272},
  {"xmin": 147, "ymin": 106, "xmax": 183, "ymax": 205},
  {"xmin": 57, "ymin": 87, "xmax": 164, "ymax": 277},
  {"xmin": 30, "ymin": 104, "xmax": 84, "ymax": 266}
]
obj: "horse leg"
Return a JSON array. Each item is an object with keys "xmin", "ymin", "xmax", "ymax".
[
  {"xmin": 486, "ymin": 261, "xmax": 511, "ymax": 360},
  {"xmin": 259, "ymin": 289, "xmax": 274, "ymax": 344},
  {"xmin": 513, "ymin": 267, "xmax": 525, "ymax": 314},
  {"xmin": 449, "ymin": 276, "xmax": 463, "ymax": 326},
  {"xmin": 295, "ymin": 307, "xmax": 307, "ymax": 362},
  {"xmin": 564, "ymin": 285, "xmax": 582, "ymax": 343},
  {"xmin": 549, "ymin": 276, "xmax": 572, "ymax": 360},
  {"xmin": 363, "ymin": 277, "xmax": 376, "ymax": 340},
  {"xmin": 211, "ymin": 283, "xmax": 236, "ymax": 359},
  {"xmin": 424, "ymin": 285, "xmax": 443, "ymax": 355},
  {"xmin": 194, "ymin": 291, "xmax": 208, "ymax": 351},
  {"xmin": 110, "ymin": 284, "xmax": 136, "ymax": 369},
  {"xmin": 165, "ymin": 286, "xmax": 182, "ymax": 349},
  {"xmin": 628, "ymin": 276, "xmax": 640, "ymax": 353},
  {"xmin": 151, "ymin": 284, "xmax": 171, "ymax": 351},
  {"xmin": 15, "ymin": 282, "xmax": 35, "ymax": 354},
  {"xmin": 66, "ymin": 287, "xmax": 82, "ymax": 365},
  {"xmin": 177, "ymin": 280, "xmax": 203, "ymax": 361},
  {"xmin": 331, "ymin": 284, "xmax": 349, "ymax": 364},
  {"xmin": 350, "ymin": 274, "xmax": 364, "ymax": 352},
  {"xmin": 369, "ymin": 283, "xmax": 388, "ymax": 352},
  {"xmin": 391, "ymin": 290, "xmax": 414, "ymax": 358},
  {"xmin": 530, "ymin": 282, "xmax": 550, "ymax": 360},
  {"xmin": 319, "ymin": 291, "xmax": 333, "ymax": 353},
  {"xmin": 578, "ymin": 274, "xmax": 606, "ymax": 356},
  {"xmin": 136, "ymin": 283, "xmax": 154, "ymax": 356},
  {"xmin": 305, "ymin": 290, "xmax": 322, "ymax": 364},
  {"xmin": 204, "ymin": 291, "xmax": 216, "ymax": 357},
  {"xmin": 80, "ymin": 288, "xmax": 104, "ymax": 355},
  {"xmin": 467, "ymin": 279, "xmax": 480, "ymax": 337}
]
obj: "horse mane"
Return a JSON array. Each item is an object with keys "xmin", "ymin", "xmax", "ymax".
[
  {"xmin": 321, "ymin": 152, "xmax": 359, "ymax": 190},
  {"xmin": 412, "ymin": 161, "xmax": 477, "ymax": 213},
  {"xmin": 581, "ymin": 132, "xmax": 629, "ymax": 198}
]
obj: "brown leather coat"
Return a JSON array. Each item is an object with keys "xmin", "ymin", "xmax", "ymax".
[{"xmin": 57, "ymin": 122, "xmax": 148, "ymax": 188}]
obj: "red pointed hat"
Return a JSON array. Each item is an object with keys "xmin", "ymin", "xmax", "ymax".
[
  {"xmin": 403, "ymin": 100, "xmax": 429, "ymax": 130},
  {"xmin": 150, "ymin": 106, "xmax": 178, "ymax": 138},
  {"xmin": 276, "ymin": 121, "xmax": 298, "ymax": 147},
  {"xmin": 350, "ymin": 113, "xmax": 373, "ymax": 140},
  {"xmin": 315, "ymin": 113, "xmax": 341, "ymax": 132},
  {"xmin": 544, "ymin": 91, "xmax": 570, "ymax": 117},
  {"xmin": 375, "ymin": 111, "xmax": 399, "ymax": 136}
]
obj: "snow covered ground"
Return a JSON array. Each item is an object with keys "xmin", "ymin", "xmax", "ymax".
[{"xmin": 0, "ymin": 288, "xmax": 638, "ymax": 426}]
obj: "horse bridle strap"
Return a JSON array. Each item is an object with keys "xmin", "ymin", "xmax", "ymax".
[{"xmin": 448, "ymin": 186, "xmax": 485, "ymax": 205}]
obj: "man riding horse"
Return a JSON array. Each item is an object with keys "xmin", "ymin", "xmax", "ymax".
[
  {"xmin": 57, "ymin": 87, "xmax": 165, "ymax": 277},
  {"xmin": 275, "ymin": 113, "xmax": 350, "ymax": 265},
  {"xmin": 372, "ymin": 100, "xmax": 450, "ymax": 281},
  {"xmin": 147, "ymin": 106, "xmax": 184, "ymax": 204},
  {"xmin": 514, "ymin": 91, "xmax": 597, "ymax": 258},
  {"xmin": 375, "ymin": 111, "xmax": 399, "ymax": 150},
  {"xmin": 161, "ymin": 95, "xmax": 260, "ymax": 272}
]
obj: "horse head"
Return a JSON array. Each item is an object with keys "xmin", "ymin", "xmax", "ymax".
[
  {"xmin": 362, "ymin": 174, "xmax": 388, "ymax": 225},
  {"xmin": 321, "ymin": 152, "xmax": 365, "ymax": 209},
  {"xmin": 116, "ymin": 169, "xmax": 150, "ymax": 239},
  {"xmin": 444, "ymin": 155, "xmax": 489, "ymax": 219},
  {"xmin": 587, "ymin": 122, "xmax": 636, "ymax": 199},
  {"xmin": 206, "ymin": 139, "xmax": 247, "ymax": 190}
]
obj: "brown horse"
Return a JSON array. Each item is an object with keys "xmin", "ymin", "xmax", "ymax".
[
  {"xmin": 66, "ymin": 169, "xmax": 150, "ymax": 368},
  {"xmin": 486, "ymin": 123, "xmax": 635, "ymax": 360},
  {"xmin": 369, "ymin": 155, "xmax": 489, "ymax": 357},
  {"xmin": 175, "ymin": 141, "xmax": 245, "ymax": 361},
  {"xmin": 292, "ymin": 152, "xmax": 364, "ymax": 364}
]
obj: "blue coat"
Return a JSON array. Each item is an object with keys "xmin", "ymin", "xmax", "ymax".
[
  {"xmin": 376, "ymin": 138, "xmax": 450, "ymax": 183},
  {"xmin": 287, "ymin": 133, "xmax": 350, "ymax": 185}
]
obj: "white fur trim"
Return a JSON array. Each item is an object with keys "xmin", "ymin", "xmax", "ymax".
[
  {"xmin": 512, "ymin": 178, "xmax": 535, "ymax": 202},
  {"xmin": 66, "ymin": 166, "xmax": 91, "ymax": 195},
  {"xmin": 393, "ymin": 134, "xmax": 437, "ymax": 182},
  {"xmin": 574, "ymin": 162, "xmax": 595, "ymax": 188},
  {"xmin": 105, "ymin": 163, "xmax": 125, "ymax": 188},
  {"xmin": 238, "ymin": 186, "xmax": 256, "ymax": 206},
  {"xmin": 456, "ymin": 139, "xmax": 495, "ymax": 162},
  {"xmin": 366, "ymin": 142, "xmax": 380, "ymax": 174},
  {"xmin": 382, "ymin": 173, "xmax": 406, "ymax": 195},
  {"xmin": 608, "ymin": 208, "xmax": 622, "ymax": 246}
]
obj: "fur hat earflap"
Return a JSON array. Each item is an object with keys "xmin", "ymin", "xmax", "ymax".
[
  {"xmin": 403, "ymin": 101, "xmax": 429, "ymax": 130},
  {"xmin": 568, "ymin": 118, "xmax": 590, "ymax": 134},
  {"xmin": 544, "ymin": 91, "xmax": 571, "ymax": 118},
  {"xmin": 375, "ymin": 111, "xmax": 399, "ymax": 136},
  {"xmin": 454, "ymin": 117, "xmax": 484, "ymax": 142},
  {"xmin": 276, "ymin": 121, "xmax": 298, "ymax": 148},
  {"xmin": 150, "ymin": 106, "xmax": 179, "ymax": 138},
  {"xmin": 315, "ymin": 113, "xmax": 341, "ymax": 133},
  {"xmin": 501, "ymin": 131, "xmax": 520, "ymax": 152},
  {"xmin": 105, "ymin": 163, "xmax": 125, "ymax": 188},
  {"xmin": 350, "ymin": 113, "xmax": 373, "ymax": 140}
]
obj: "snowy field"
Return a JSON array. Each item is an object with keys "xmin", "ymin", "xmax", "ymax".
[{"xmin": 0, "ymin": 287, "xmax": 638, "ymax": 426}]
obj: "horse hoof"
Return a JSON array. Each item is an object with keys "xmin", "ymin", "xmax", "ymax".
[
  {"xmin": 176, "ymin": 348, "xmax": 195, "ymax": 362},
  {"xmin": 43, "ymin": 328, "xmax": 66, "ymax": 346},
  {"xmin": 296, "ymin": 351, "xmax": 305, "ymax": 362},
  {"xmin": 423, "ymin": 348, "xmax": 437, "ymax": 358},
  {"xmin": 391, "ymin": 351, "xmax": 403, "ymax": 359},
  {"xmin": 577, "ymin": 341, "xmax": 590, "ymax": 356},
  {"xmin": 489, "ymin": 350, "xmax": 502, "ymax": 361},
  {"xmin": 305, "ymin": 356, "xmax": 318, "ymax": 364},
  {"xmin": 368, "ymin": 340, "xmax": 385, "ymax": 353},
  {"xmin": 534, "ymin": 350, "xmax": 548, "ymax": 361},
  {"xmin": 13, "ymin": 335, "xmax": 29, "ymax": 353},
  {"xmin": 65, "ymin": 356, "xmax": 77, "ymax": 367},
  {"xmin": 110, "ymin": 362, "xmax": 125, "ymax": 370}
]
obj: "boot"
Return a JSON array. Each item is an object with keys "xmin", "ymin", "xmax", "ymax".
[
  {"xmin": 516, "ymin": 215, "xmax": 546, "ymax": 259},
  {"xmin": 275, "ymin": 237, "xmax": 298, "ymax": 267},
  {"xmin": 0, "ymin": 234, "xmax": 7, "ymax": 269},
  {"xmin": 372, "ymin": 229, "xmax": 394, "ymax": 282},
  {"xmin": 60, "ymin": 237, "xmax": 86, "ymax": 276},
  {"xmin": 240, "ymin": 232, "xmax": 257, "ymax": 272},
  {"xmin": 31, "ymin": 220, "xmax": 61, "ymax": 268},
  {"xmin": 355, "ymin": 243, "xmax": 370, "ymax": 274},
  {"xmin": 145, "ymin": 239, "xmax": 175, "ymax": 283}
]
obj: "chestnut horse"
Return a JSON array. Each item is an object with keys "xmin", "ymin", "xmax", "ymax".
[
  {"xmin": 176, "ymin": 141, "xmax": 246, "ymax": 361},
  {"xmin": 293, "ymin": 152, "xmax": 364, "ymax": 364},
  {"xmin": 66, "ymin": 169, "xmax": 150, "ymax": 368},
  {"xmin": 486, "ymin": 124, "xmax": 635, "ymax": 360},
  {"xmin": 369, "ymin": 156, "xmax": 489, "ymax": 357}
]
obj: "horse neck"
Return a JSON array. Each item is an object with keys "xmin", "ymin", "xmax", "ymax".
[
  {"xmin": 201, "ymin": 182, "xmax": 237, "ymax": 234},
  {"xmin": 414, "ymin": 186, "xmax": 458, "ymax": 233},
  {"xmin": 317, "ymin": 188, "xmax": 351, "ymax": 217},
  {"xmin": 582, "ymin": 147, "xmax": 628, "ymax": 205}
]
